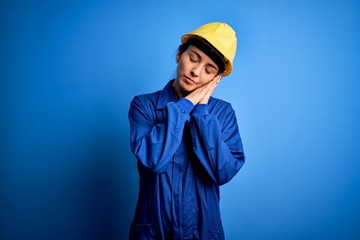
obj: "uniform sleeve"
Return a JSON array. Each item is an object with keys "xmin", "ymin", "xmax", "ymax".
[
  {"xmin": 128, "ymin": 96, "xmax": 194, "ymax": 173},
  {"xmin": 189, "ymin": 103, "xmax": 245, "ymax": 185}
]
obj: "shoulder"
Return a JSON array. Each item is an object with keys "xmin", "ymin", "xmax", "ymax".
[
  {"xmin": 208, "ymin": 96, "xmax": 234, "ymax": 114},
  {"xmin": 131, "ymin": 90, "xmax": 161, "ymax": 107},
  {"xmin": 208, "ymin": 97, "xmax": 239, "ymax": 129}
]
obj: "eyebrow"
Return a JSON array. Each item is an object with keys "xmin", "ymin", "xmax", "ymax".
[{"xmin": 190, "ymin": 49, "xmax": 218, "ymax": 71}]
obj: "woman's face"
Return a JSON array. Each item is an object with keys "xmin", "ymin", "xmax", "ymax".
[{"xmin": 175, "ymin": 45, "xmax": 219, "ymax": 95}]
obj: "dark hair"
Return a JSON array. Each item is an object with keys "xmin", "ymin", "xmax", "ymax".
[{"xmin": 178, "ymin": 37, "xmax": 226, "ymax": 74}]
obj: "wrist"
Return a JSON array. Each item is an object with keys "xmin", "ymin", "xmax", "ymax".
[
  {"xmin": 185, "ymin": 96, "xmax": 197, "ymax": 105},
  {"xmin": 177, "ymin": 98, "xmax": 195, "ymax": 113},
  {"xmin": 192, "ymin": 104, "xmax": 208, "ymax": 116}
]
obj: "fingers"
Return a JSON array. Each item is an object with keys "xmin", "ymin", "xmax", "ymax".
[
  {"xmin": 199, "ymin": 76, "xmax": 221, "ymax": 96},
  {"xmin": 185, "ymin": 81, "xmax": 212, "ymax": 104},
  {"xmin": 199, "ymin": 77, "xmax": 221, "ymax": 104},
  {"xmin": 185, "ymin": 87, "xmax": 206, "ymax": 105},
  {"xmin": 185, "ymin": 76, "xmax": 222, "ymax": 105}
]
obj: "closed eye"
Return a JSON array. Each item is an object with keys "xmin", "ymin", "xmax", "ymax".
[
  {"xmin": 205, "ymin": 66, "xmax": 217, "ymax": 75},
  {"xmin": 189, "ymin": 50, "xmax": 200, "ymax": 62},
  {"xmin": 189, "ymin": 53, "xmax": 199, "ymax": 62},
  {"xmin": 189, "ymin": 55, "xmax": 197, "ymax": 62}
]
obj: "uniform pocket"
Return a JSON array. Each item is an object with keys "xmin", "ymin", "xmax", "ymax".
[{"xmin": 129, "ymin": 223, "xmax": 157, "ymax": 240}]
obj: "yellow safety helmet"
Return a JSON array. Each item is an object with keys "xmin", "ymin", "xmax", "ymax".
[{"xmin": 181, "ymin": 22, "xmax": 237, "ymax": 76}]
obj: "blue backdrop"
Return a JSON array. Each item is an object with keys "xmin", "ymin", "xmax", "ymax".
[{"xmin": 1, "ymin": 0, "xmax": 359, "ymax": 239}]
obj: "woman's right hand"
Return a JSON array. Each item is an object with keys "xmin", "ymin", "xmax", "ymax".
[{"xmin": 185, "ymin": 76, "xmax": 221, "ymax": 105}]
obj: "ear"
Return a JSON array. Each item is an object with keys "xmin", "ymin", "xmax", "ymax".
[{"xmin": 176, "ymin": 51, "xmax": 181, "ymax": 63}]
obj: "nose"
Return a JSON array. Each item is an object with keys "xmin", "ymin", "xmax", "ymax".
[{"xmin": 190, "ymin": 65, "xmax": 201, "ymax": 77}]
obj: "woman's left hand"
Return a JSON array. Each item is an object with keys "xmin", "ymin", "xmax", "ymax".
[
  {"xmin": 199, "ymin": 75, "xmax": 221, "ymax": 104},
  {"xmin": 185, "ymin": 75, "xmax": 222, "ymax": 105}
]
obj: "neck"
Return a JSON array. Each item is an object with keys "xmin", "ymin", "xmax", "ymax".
[{"xmin": 172, "ymin": 78, "xmax": 188, "ymax": 100}]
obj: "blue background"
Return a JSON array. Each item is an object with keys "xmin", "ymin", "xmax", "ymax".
[{"xmin": 1, "ymin": 0, "xmax": 359, "ymax": 239}]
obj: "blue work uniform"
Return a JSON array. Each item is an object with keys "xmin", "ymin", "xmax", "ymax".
[{"xmin": 128, "ymin": 80, "xmax": 245, "ymax": 240}]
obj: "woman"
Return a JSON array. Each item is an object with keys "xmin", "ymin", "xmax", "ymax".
[{"xmin": 128, "ymin": 22, "xmax": 245, "ymax": 240}]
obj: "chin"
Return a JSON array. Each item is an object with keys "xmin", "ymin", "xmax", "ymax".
[
  {"xmin": 174, "ymin": 76, "xmax": 195, "ymax": 96},
  {"xmin": 180, "ymin": 82, "xmax": 195, "ymax": 93}
]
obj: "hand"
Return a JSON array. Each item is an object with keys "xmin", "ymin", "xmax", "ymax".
[
  {"xmin": 185, "ymin": 75, "xmax": 221, "ymax": 105},
  {"xmin": 199, "ymin": 75, "xmax": 221, "ymax": 104}
]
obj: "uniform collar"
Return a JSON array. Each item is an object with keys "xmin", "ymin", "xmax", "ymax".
[{"xmin": 156, "ymin": 79, "xmax": 177, "ymax": 109}]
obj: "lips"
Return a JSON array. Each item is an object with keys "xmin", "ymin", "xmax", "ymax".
[{"xmin": 184, "ymin": 75, "xmax": 195, "ymax": 84}]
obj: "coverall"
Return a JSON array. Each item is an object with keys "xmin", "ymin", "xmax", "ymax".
[{"xmin": 128, "ymin": 80, "xmax": 245, "ymax": 240}]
